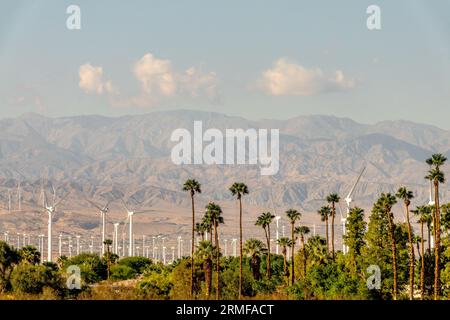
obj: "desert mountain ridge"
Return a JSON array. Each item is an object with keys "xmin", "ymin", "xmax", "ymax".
[{"xmin": 0, "ymin": 110, "xmax": 449, "ymax": 242}]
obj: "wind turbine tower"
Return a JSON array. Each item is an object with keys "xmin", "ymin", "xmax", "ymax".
[{"xmin": 342, "ymin": 165, "xmax": 366, "ymax": 254}]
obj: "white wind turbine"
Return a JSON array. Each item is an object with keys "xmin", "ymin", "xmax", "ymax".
[
  {"xmin": 121, "ymin": 199, "xmax": 155, "ymax": 257},
  {"xmin": 43, "ymin": 185, "xmax": 70, "ymax": 262},
  {"xmin": 85, "ymin": 197, "xmax": 113, "ymax": 255},
  {"xmin": 113, "ymin": 222, "xmax": 120, "ymax": 254},
  {"xmin": 341, "ymin": 165, "xmax": 366, "ymax": 254}
]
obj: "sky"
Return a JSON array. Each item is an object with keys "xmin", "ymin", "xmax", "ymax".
[{"xmin": 1, "ymin": 1, "xmax": 450, "ymax": 128}]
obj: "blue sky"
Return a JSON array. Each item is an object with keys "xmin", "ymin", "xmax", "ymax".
[{"xmin": 1, "ymin": 1, "xmax": 450, "ymax": 128}]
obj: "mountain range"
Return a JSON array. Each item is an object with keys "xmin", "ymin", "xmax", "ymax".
[{"xmin": 0, "ymin": 110, "xmax": 448, "ymax": 241}]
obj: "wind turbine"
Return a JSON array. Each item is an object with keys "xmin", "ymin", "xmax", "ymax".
[
  {"xmin": 43, "ymin": 185, "xmax": 70, "ymax": 262},
  {"xmin": 58, "ymin": 233, "xmax": 63, "ymax": 257},
  {"xmin": 113, "ymin": 223, "xmax": 120, "ymax": 254},
  {"xmin": 341, "ymin": 165, "xmax": 366, "ymax": 254},
  {"xmin": 232, "ymin": 238, "xmax": 237, "ymax": 257},
  {"xmin": 17, "ymin": 180, "xmax": 21, "ymax": 211},
  {"xmin": 85, "ymin": 197, "xmax": 113, "ymax": 255},
  {"xmin": 121, "ymin": 199, "xmax": 155, "ymax": 257}
]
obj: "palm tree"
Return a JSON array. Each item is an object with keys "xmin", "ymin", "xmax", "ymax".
[
  {"xmin": 103, "ymin": 239, "xmax": 113, "ymax": 280},
  {"xmin": 183, "ymin": 179, "xmax": 202, "ymax": 299},
  {"xmin": 286, "ymin": 209, "xmax": 301, "ymax": 284},
  {"xmin": 326, "ymin": 193, "xmax": 340, "ymax": 259},
  {"xmin": 195, "ymin": 240, "xmax": 215, "ymax": 299},
  {"xmin": 306, "ymin": 236, "xmax": 329, "ymax": 266},
  {"xmin": 255, "ymin": 212, "xmax": 275, "ymax": 278},
  {"xmin": 244, "ymin": 238, "xmax": 267, "ymax": 280},
  {"xmin": 413, "ymin": 205, "xmax": 430, "ymax": 300},
  {"xmin": 295, "ymin": 226, "xmax": 310, "ymax": 278},
  {"xmin": 318, "ymin": 206, "xmax": 331, "ymax": 250},
  {"xmin": 206, "ymin": 202, "xmax": 224, "ymax": 300},
  {"xmin": 202, "ymin": 212, "xmax": 214, "ymax": 242},
  {"xmin": 425, "ymin": 153, "xmax": 446, "ymax": 299},
  {"xmin": 378, "ymin": 193, "xmax": 398, "ymax": 300},
  {"xmin": 396, "ymin": 186, "xmax": 415, "ymax": 300},
  {"xmin": 18, "ymin": 246, "xmax": 40, "ymax": 265},
  {"xmin": 229, "ymin": 182, "xmax": 248, "ymax": 299},
  {"xmin": 276, "ymin": 237, "xmax": 292, "ymax": 277},
  {"xmin": 195, "ymin": 222, "xmax": 206, "ymax": 241}
]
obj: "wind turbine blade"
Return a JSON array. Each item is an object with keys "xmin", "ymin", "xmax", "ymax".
[
  {"xmin": 346, "ymin": 165, "xmax": 366, "ymax": 199},
  {"xmin": 54, "ymin": 192, "xmax": 70, "ymax": 208},
  {"xmin": 134, "ymin": 209, "xmax": 157, "ymax": 215},
  {"xmin": 84, "ymin": 197, "xmax": 103, "ymax": 211},
  {"xmin": 120, "ymin": 198, "xmax": 130, "ymax": 212}
]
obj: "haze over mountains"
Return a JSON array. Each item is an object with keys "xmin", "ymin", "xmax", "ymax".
[{"xmin": 0, "ymin": 110, "xmax": 449, "ymax": 239}]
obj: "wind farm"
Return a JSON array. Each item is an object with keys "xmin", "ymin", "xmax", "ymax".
[
  {"xmin": 1, "ymin": 0, "xmax": 450, "ymax": 305},
  {"xmin": 0, "ymin": 111, "xmax": 449, "ymax": 301}
]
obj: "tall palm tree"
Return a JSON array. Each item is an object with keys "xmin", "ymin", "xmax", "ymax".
[
  {"xmin": 183, "ymin": 179, "xmax": 201, "ymax": 299},
  {"xmin": 286, "ymin": 209, "xmax": 301, "ymax": 285},
  {"xmin": 378, "ymin": 193, "xmax": 398, "ymax": 300},
  {"xmin": 306, "ymin": 236, "xmax": 329, "ymax": 267},
  {"xmin": 243, "ymin": 238, "xmax": 267, "ymax": 280},
  {"xmin": 295, "ymin": 226, "xmax": 310, "ymax": 278},
  {"xmin": 396, "ymin": 186, "xmax": 415, "ymax": 300},
  {"xmin": 229, "ymin": 182, "xmax": 248, "ymax": 299},
  {"xmin": 206, "ymin": 202, "xmax": 224, "ymax": 300},
  {"xmin": 195, "ymin": 240, "xmax": 215, "ymax": 299},
  {"xmin": 413, "ymin": 205, "xmax": 430, "ymax": 300},
  {"xmin": 201, "ymin": 213, "xmax": 214, "ymax": 242},
  {"xmin": 318, "ymin": 206, "xmax": 331, "ymax": 250},
  {"xmin": 195, "ymin": 222, "xmax": 206, "ymax": 241},
  {"xmin": 103, "ymin": 239, "xmax": 113, "ymax": 280},
  {"xmin": 255, "ymin": 212, "xmax": 275, "ymax": 278},
  {"xmin": 425, "ymin": 153, "xmax": 446, "ymax": 299},
  {"xmin": 326, "ymin": 193, "xmax": 340, "ymax": 259},
  {"xmin": 276, "ymin": 237, "xmax": 292, "ymax": 277}
]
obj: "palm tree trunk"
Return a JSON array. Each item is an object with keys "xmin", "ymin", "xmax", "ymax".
[
  {"xmin": 267, "ymin": 225, "xmax": 271, "ymax": 279},
  {"xmin": 239, "ymin": 197, "xmax": 243, "ymax": 300},
  {"xmin": 283, "ymin": 252, "xmax": 287, "ymax": 276},
  {"xmin": 205, "ymin": 259, "xmax": 212, "ymax": 299},
  {"xmin": 405, "ymin": 203, "xmax": 414, "ymax": 300},
  {"xmin": 427, "ymin": 224, "xmax": 431, "ymax": 253},
  {"xmin": 106, "ymin": 245, "xmax": 111, "ymax": 280},
  {"xmin": 190, "ymin": 193, "xmax": 195, "ymax": 299},
  {"xmin": 291, "ymin": 222, "xmax": 295, "ymax": 285},
  {"xmin": 420, "ymin": 220, "xmax": 425, "ymax": 300},
  {"xmin": 301, "ymin": 235, "xmax": 306, "ymax": 278},
  {"xmin": 388, "ymin": 213, "xmax": 398, "ymax": 300},
  {"xmin": 331, "ymin": 203, "xmax": 335, "ymax": 259},
  {"xmin": 434, "ymin": 181, "xmax": 441, "ymax": 300},
  {"xmin": 215, "ymin": 221, "xmax": 220, "ymax": 300},
  {"xmin": 325, "ymin": 215, "xmax": 329, "ymax": 252}
]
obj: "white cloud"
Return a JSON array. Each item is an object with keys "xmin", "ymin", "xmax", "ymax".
[
  {"xmin": 79, "ymin": 53, "xmax": 219, "ymax": 107},
  {"xmin": 78, "ymin": 64, "xmax": 117, "ymax": 95},
  {"xmin": 179, "ymin": 67, "xmax": 218, "ymax": 100},
  {"xmin": 133, "ymin": 53, "xmax": 176, "ymax": 97},
  {"xmin": 260, "ymin": 58, "xmax": 355, "ymax": 96}
]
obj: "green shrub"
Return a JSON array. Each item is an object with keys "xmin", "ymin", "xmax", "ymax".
[
  {"xmin": 10, "ymin": 263, "xmax": 63, "ymax": 295},
  {"xmin": 110, "ymin": 265, "xmax": 137, "ymax": 281},
  {"xmin": 118, "ymin": 257, "xmax": 152, "ymax": 274}
]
